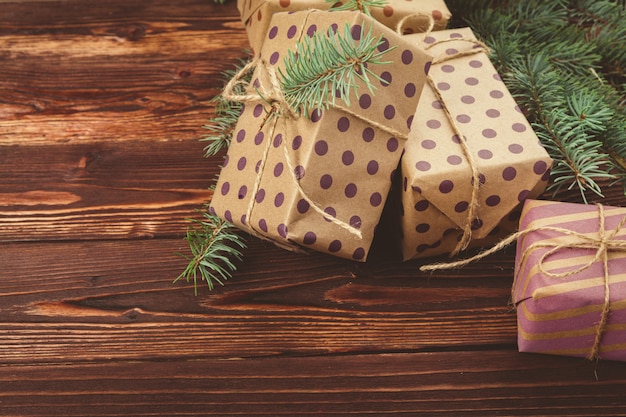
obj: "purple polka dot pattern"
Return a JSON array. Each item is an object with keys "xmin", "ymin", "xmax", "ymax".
[
  {"xmin": 397, "ymin": 26, "xmax": 552, "ymax": 261},
  {"xmin": 362, "ymin": 127, "xmax": 374, "ymax": 142},
  {"xmin": 292, "ymin": 135, "xmax": 302, "ymax": 150},
  {"xmin": 324, "ymin": 206, "xmax": 336, "ymax": 220},
  {"xmin": 287, "ymin": 25, "xmax": 297, "ymax": 38},
  {"xmin": 359, "ymin": 94, "xmax": 372, "ymax": 109},
  {"xmin": 439, "ymin": 180, "xmax": 454, "ymax": 193},
  {"xmin": 328, "ymin": 240, "xmax": 342, "ymax": 253},
  {"xmin": 401, "ymin": 50, "xmax": 413, "ymax": 64},
  {"xmin": 342, "ymin": 151, "xmax": 354, "ymax": 166},
  {"xmin": 303, "ymin": 231, "xmax": 316, "ymax": 245},
  {"xmin": 268, "ymin": 26, "xmax": 278, "ymax": 39},
  {"xmin": 236, "ymin": 129, "xmax": 246, "ymax": 143},
  {"xmin": 238, "ymin": 185, "xmax": 248, "ymax": 199},
  {"xmin": 273, "ymin": 162, "xmax": 283, "ymax": 177},
  {"xmin": 320, "ymin": 174, "xmax": 333, "ymax": 189},
  {"xmin": 297, "ymin": 199, "xmax": 309, "ymax": 214},
  {"xmin": 255, "ymin": 189, "xmax": 265, "ymax": 203},
  {"xmin": 384, "ymin": 105, "xmax": 396, "ymax": 120},
  {"xmin": 404, "ymin": 83, "xmax": 416, "ymax": 97},
  {"xmin": 422, "ymin": 139, "xmax": 436, "ymax": 149},
  {"xmin": 315, "ymin": 140, "xmax": 328, "ymax": 156},
  {"xmin": 367, "ymin": 160, "xmax": 379, "ymax": 175},
  {"xmin": 380, "ymin": 72, "xmax": 392, "ymax": 87},
  {"xmin": 352, "ymin": 248, "xmax": 365, "ymax": 260},
  {"xmin": 274, "ymin": 192, "xmax": 284, "ymax": 207},
  {"xmin": 345, "ymin": 183, "xmax": 357, "ymax": 198},
  {"xmin": 210, "ymin": 11, "xmax": 436, "ymax": 262},
  {"xmin": 337, "ymin": 117, "xmax": 350, "ymax": 132},
  {"xmin": 387, "ymin": 137, "xmax": 399, "ymax": 152},
  {"xmin": 370, "ymin": 192, "xmax": 383, "ymax": 207},
  {"xmin": 237, "ymin": 157, "xmax": 247, "ymax": 170}
]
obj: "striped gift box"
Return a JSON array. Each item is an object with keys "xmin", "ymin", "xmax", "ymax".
[{"xmin": 513, "ymin": 199, "xmax": 626, "ymax": 362}]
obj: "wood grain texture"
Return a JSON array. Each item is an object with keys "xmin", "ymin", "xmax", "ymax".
[{"xmin": 1, "ymin": 1, "xmax": 626, "ymax": 416}]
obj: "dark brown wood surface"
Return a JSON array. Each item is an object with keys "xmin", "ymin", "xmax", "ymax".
[{"xmin": 1, "ymin": 1, "xmax": 625, "ymax": 416}]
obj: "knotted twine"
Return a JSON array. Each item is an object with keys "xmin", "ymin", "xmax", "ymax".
[
  {"xmin": 422, "ymin": 203, "xmax": 626, "ymax": 361},
  {"xmin": 221, "ymin": 12, "xmax": 418, "ymax": 244}
]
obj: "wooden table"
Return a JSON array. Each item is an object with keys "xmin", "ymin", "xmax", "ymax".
[{"xmin": 2, "ymin": 1, "xmax": 626, "ymax": 415}]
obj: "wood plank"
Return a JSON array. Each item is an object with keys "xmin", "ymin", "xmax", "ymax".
[
  {"xmin": 1, "ymin": 352, "xmax": 625, "ymax": 416},
  {"xmin": 0, "ymin": 0, "xmax": 248, "ymax": 145},
  {"xmin": 0, "ymin": 237, "xmax": 522, "ymax": 363},
  {"xmin": 0, "ymin": 141, "xmax": 218, "ymax": 241}
]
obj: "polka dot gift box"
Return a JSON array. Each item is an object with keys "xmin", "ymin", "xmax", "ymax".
[
  {"xmin": 210, "ymin": 10, "xmax": 433, "ymax": 261},
  {"xmin": 237, "ymin": 0, "xmax": 451, "ymax": 55},
  {"xmin": 513, "ymin": 199, "xmax": 626, "ymax": 362},
  {"xmin": 400, "ymin": 27, "xmax": 553, "ymax": 261}
]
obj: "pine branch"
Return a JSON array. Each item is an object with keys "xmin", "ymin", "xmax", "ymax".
[
  {"xmin": 202, "ymin": 55, "xmax": 253, "ymax": 157},
  {"xmin": 446, "ymin": 0, "xmax": 626, "ymax": 201},
  {"xmin": 279, "ymin": 23, "xmax": 393, "ymax": 117},
  {"xmin": 175, "ymin": 210, "xmax": 246, "ymax": 295}
]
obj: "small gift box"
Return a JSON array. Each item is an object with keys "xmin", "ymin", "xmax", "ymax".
[
  {"xmin": 513, "ymin": 199, "xmax": 626, "ymax": 362},
  {"xmin": 399, "ymin": 27, "xmax": 552, "ymax": 261},
  {"xmin": 237, "ymin": 0, "xmax": 452, "ymax": 54},
  {"xmin": 210, "ymin": 10, "xmax": 432, "ymax": 261}
]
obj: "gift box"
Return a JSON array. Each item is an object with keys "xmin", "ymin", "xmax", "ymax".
[
  {"xmin": 210, "ymin": 10, "xmax": 432, "ymax": 261},
  {"xmin": 237, "ymin": 0, "xmax": 452, "ymax": 54},
  {"xmin": 399, "ymin": 27, "xmax": 552, "ymax": 261},
  {"xmin": 513, "ymin": 199, "xmax": 626, "ymax": 362}
]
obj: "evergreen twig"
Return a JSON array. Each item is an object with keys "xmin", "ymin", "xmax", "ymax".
[
  {"xmin": 279, "ymin": 23, "xmax": 393, "ymax": 117},
  {"xmin": 202, "ymin": 55, "xmax": 253, "ymax": 157},
  {"xmin": 446, "ymin": 0, "xmax": 626, "ymax": 201},
  {"xmin": 175, "ymin": 210, "xmax": 246, "ymax": 295}
]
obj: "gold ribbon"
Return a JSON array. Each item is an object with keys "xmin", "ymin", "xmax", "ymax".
[{"xmin": 422, "ymin": 203, "xmax": 626, "ymax": 361}]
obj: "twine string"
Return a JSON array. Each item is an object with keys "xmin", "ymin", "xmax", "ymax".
[
  {"xmin": 222, "ymin": 44, "xmax": 408, "ymax": 240},
  {"xmin": 422, "ymin": 203, "xmax": 626, "ymax": 361},
  {"xmin": 418, "ymin": 37, "xmax": 490, "ymax": 256},
  {"xmin": 395, "ymin": 13, "xmax": 435, "ymax": 36}
]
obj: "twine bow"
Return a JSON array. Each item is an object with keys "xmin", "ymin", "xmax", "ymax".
[{"xmin": 423, "ymin": 203, "xmax": 626, "ymax": 361}]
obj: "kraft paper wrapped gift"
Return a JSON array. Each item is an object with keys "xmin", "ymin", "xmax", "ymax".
[
  {"xmin": 237, "ymin": 0, "xmax": 452, "ymax": 54},
  {"xmin": 210, "ymin": 10, "xmax": 433, "ymax": 261},
  {"xmin": 399, "ymin": 27, "xmax": 552, "ymax": 261},
  {"xmin": 513, "ymin": 199, "xmax": 626, "ymax": 362}
]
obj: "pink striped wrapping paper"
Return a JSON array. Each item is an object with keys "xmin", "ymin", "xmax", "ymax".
[{"xmin": 513, "ymin": 199, "xmax": 626, "ymax": 362}]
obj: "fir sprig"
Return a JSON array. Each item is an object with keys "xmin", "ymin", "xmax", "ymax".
[
  {"xmin": 279, "ymin": 23, "xmax": 393, "ymax": 117},
  {"xmin": 175, "ymin": 210, "xmax": 246, "ymax": 295},
  {"xmin": 202, "ymin": 55, "xmax": 252, "ymax": 157},
  {"xmin": 446, "ymin": 0, "xmax": 626, "ymax": 201}
]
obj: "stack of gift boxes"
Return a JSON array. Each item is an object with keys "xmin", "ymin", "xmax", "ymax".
[{"xmin": 209, "ymin": 0, "xmax": 626, "ymax": 362}]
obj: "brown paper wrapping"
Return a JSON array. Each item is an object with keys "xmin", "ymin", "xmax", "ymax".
[
  {"xmin": 237, "ymin": 0, "xmax": 452, "ymax": 54},
  {"xmin": 513, "ymin": 200, "xmax": 626, "ymax": 362},
  {"xmin": 400, "ymin": 28, "xmax": 553, "ymax": 261},
  {"xmin": 210, "ymin": 10, "xmax": 432, "ymax": 261}
]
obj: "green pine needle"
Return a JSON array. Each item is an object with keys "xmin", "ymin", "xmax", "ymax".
[
  {"xmin": 202, "ymin": 55, "xmax": 253, "ymax": 157},
  {"xmin": 279, "ymin": 23, "xmax": 394, "ymax": 117},
  {"xmin": 447, "ymin": 0, "xmax": 626, "ymax": 201},
  {"xmin": 325, "ymin": 0, "xmax": 388, "ymax": 15},
  {"xmin": 175, "ymin": 211, "xmax": 246, "ymax": 295}
]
